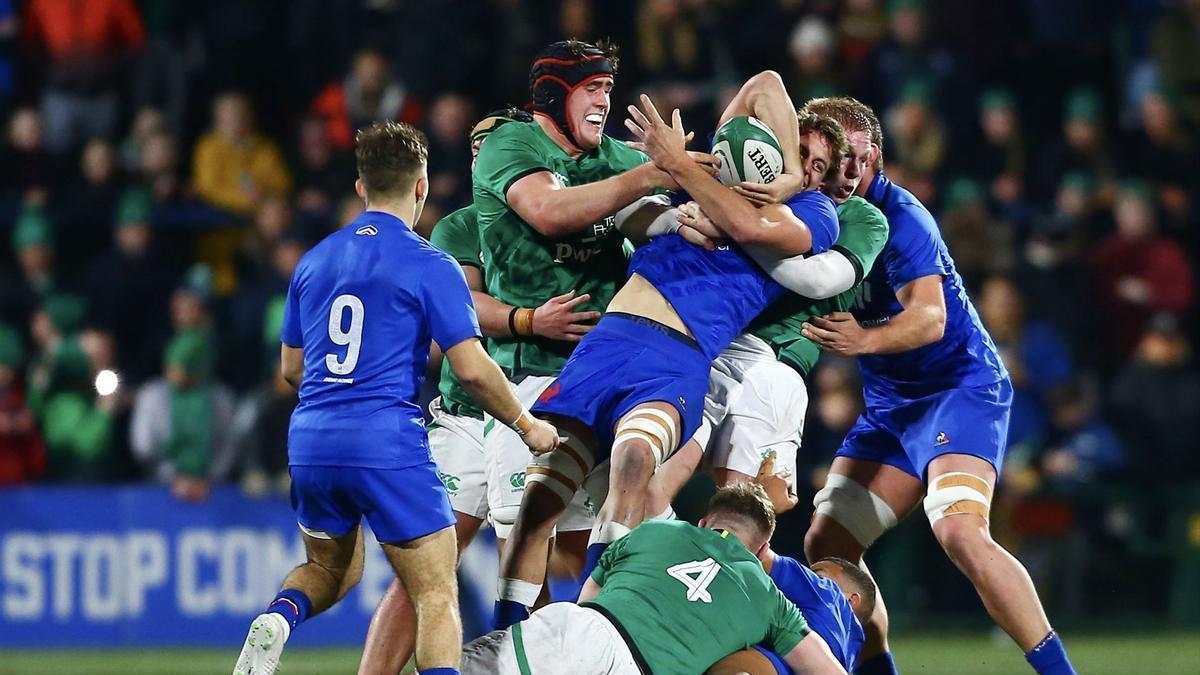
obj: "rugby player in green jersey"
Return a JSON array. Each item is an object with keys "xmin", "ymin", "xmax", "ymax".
[
  {"xmin": 473, "ymin": 39, "xmax": 720, "ymax": 621},
  {"xmin": 462, "ymin": 483, "xmax": 846, "ymax": 675},
  {"xmin": 646, "ymin": 82, "xmax": 890, "ymax": 517}
]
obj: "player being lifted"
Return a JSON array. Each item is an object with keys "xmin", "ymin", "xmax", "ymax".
[
  {"xmin": 464, "ymin": 483, "xmax": 847, "ymax": 675},
  {"xmin": 468, "ymin": 39, "xmax": 721, "ymax": 624},
  {"xmin": 357, "ymin": 108, "xmax": 606, "ymax": 675},
  {"xmin": 647, "ymin": 72, "xmax": 890, "ymax": 517},
  {"xmin": 798, "ymin": 98, "xmax": 1077, "ymax": 675},
  {"xmin": 231, "ymin": 122, "xmax": 560, "ymax": 675},
  {"xmin": 495, "ymin": 79, "xmax": 847, "ymax": 628}
]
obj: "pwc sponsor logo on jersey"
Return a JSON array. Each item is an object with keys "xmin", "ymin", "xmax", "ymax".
[{"xmin": 553, "ymin": 214, "xmax": 616, "ymax": 264}]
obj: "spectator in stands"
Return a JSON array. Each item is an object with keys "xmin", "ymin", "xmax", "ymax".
[
  {"xmin": 940, "ymin": 178, "xmax": 1013, "ymax": 287},
  {"xmin": 191, "ymin": 92, "xmax": 291, "ymax": 215},
  {"xmin": 1036, "ymin": 87, "xmax": 1116, "ymax": 204},
  {"xmin": 1151, "ymin": 0, "xmax": 1200, "ymax": 129},
  {"xmin": 837, "ymin": 0, "xmax": 887, "ymax": 68},
  {"xmin": 61, "ymin": 138, "xmax": 122, "ymax": 274},
  {"xmin": 424, "ymin": 92, "xmax": 476, "ymax": 210},
  {"xmin": 130, "ymin": 267, "xmax": 235, "ymax": 501},
  {"xmin": 20, "ymin": 0, "xmax": 145, "ymax": 156},
  {"xmin": 859, "ymin": 0, "xmax": 959, "ymax": 109},
  {"xmin": 801, "ymin": 358, "xmax": 864, "ymax": 491},
  {"xmin": 27, "ymin": 296, "xmax": 120, "ymax": 482},
  {"xmin": 976, "ymin": 88, "xmax": 1027, "ymax": 210},
  {"xmin": 290, "ymin": 114, "xmax": 352, "ymax": 219},
  {"xmin": 237, "ymin": 195, "xmax": 294, "ymax": 287},
  {"xmin": 0, "ymin": 0, "xmax": 15, "ymax": 105},
  {"xmin": 0, "ymin": 323, "xmax": 45, "ymax": 484},
  {"xmin": 119, "ymin": 106, "xmax": 167, "ymax": 173},
  {"xmin": 138, "ymin": 131, "xmax": 181, "ymax": 202},
  {"xmin": 1132, "ymin": 85, "xmax": 1199, "ymax": 241},
  {"xmin": 84, "ymin": 189, "xmax": 176, "ymax": 385},
  {"xmin": 634, "ymin": 0, "xmax": 731, "ymax": 131},
  {"xmin": 1090, "ymin": 181, "xmax": 1194, "ymax": 360},
  {"xmin": 2, "ymin": 106, "xmax": 53, "ymax": 202},
  {"xmin": 885, "ymin": 78, "xmax": 946, "ymax": 189},
  {"xmin": 786, "ymin": 16, "xmax": 841, "ymax": 103},
  {"xmin": 1110, "ymin": 313, "xmax": 1200, "ymax": 476},
  {"xmin": 0, "ymin": 206, "xmax": 55, "ymax": 328},
  {"xmin": 311, "ymin": 48, "xmax": 424, "ymax": 151},
  {"xmin": 1040, "ymin": 382, "xmax": 1124, "ymax": 491},
  {"xmin": 979, "ymin": 275, "xmax": 1073, "ymax": 456}
]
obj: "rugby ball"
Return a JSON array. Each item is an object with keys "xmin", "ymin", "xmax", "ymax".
[{"xmin": 711, "ymin": 116, "xmax": 784, "ymax": 187}]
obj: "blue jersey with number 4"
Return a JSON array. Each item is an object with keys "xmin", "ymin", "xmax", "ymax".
[
  {"xmin": 281, "ymin": 211, "xmax": 481, "ymax": 469},
  {"xmin": 852, "ymin": 173, "xmax": 1006, "ymax": 398}
]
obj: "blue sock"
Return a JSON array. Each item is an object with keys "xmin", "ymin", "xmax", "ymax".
[
  {"xmin": 418, "ymin": 669, "xmax": 460, "ymax": 675},
  {"xmin": 266, "ymin": 588, "xmax": 312, "ymax": 631},
  {"xmin": 1025, "ymin": 631, "xmax": 1076, "ymax": 675},
  {"xmin": 580, "ymin": 542, "xmax": 609, "ymax": 583},
  {"xmin": 855, "ymin": 651, "xmax": 899, "ymax": 675},
  {"xmin": 492, "ymin": 599, "xmax": 529, "ymax": 631}
]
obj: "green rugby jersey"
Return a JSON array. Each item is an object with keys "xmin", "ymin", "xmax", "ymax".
[
  {"xmin": 584, "ymin": 520, "xmax": 809, "ymax": 675},
  {"xmin": 429, "ymin": 204, "xmax": 485, "ymax": 419},
  {"xmin": 750, "ymin": 195, "xmax": 889, "ymax": 376},
  {"xmin": 473, "ymin": 121, "xmax": 646, "ymax": 377}
]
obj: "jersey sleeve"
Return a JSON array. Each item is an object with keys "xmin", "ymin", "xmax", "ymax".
[
  {"xmin": 765, "ymin": 586, "xmax": 811, "ymax": 657},
  {"xmin": 474, "ymin": 125, "xmax": 550, "ymax": 201},
  {"xmin": 885, "ymin": 203, "xmax": 951, "ymax": 290},
  {"xmin": 419, "ymin": 253, "xmax": 482, "ymax": 351},
  {"xmin": 786, "ymin": 192, "xmax": 840, "ymax": 254},
  {"xmin": 280, "ymin": 265, "xmax": 303, "ymax": 348},
  {"xmin": 834, "ymin": 198, "xmax": 890, "ymax": 285},
  {"xmin": 430, "ymin": 209, "xmax": 482, "ymax": 270},
  {"xmin": 589, "ymin": 529, "xmax": 633, "ymax": 587}
]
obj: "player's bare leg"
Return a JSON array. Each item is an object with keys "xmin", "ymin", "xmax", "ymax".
[
  {"xmin": 804, "ymin": 458, "xmax": 922, "ymax": 671},
  {"xmin": 495, "ymin": 414, "xmax": 595, "ymax": 629},
  {"xmin": 584, "ymin": 402, "xmax": 681, "ymax": 578},
  {"xmin": 359, "ymin": 513, "xmax": 481, "ymax": 675},
  {"xmin": 550, "ymin": 528, "xmax": 589, "ymax": 579},
  {"xmin": 380, "ymin": 526, "xmax": 462, "ymax": 673},
  {"xmin": 645, "ymin": 437, "xmax": 702, "ymax": 519},
  {"xmin": 234, "ymin": 527, "xmax": 365, "ymax": 675},
  {"xmin": 924, "ymin": 454, "xmax": 1055, "ymax": 651}
]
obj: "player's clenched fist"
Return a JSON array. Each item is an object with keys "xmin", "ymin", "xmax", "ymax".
[{"xmin": 519, "ymin": 416, "xmax": 564, "ymax": 455}]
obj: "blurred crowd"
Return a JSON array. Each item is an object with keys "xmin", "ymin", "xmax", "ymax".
[{"xmin": 0, "ymin": 0, "xmax": 1196, "ymax": 614}]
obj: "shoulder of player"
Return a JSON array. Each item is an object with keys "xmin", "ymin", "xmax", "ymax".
[
  {"xmin": 599, "ymin": 133, "xmax": 648, "ymax": 165},
  {"xmin": 478, "ymin": 121, "xmax": 544, "ymax": 154},
  {"xmin": 431, "ymin": 204, "xmax": 478, "ymax": 243}
]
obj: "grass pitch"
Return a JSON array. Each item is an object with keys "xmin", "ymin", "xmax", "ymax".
[{"xmin": 0, "ymin": 631, "xmax": 1195, "ymax": 674}]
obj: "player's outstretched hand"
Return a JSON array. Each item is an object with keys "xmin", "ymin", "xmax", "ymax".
[
  {"xmin": 625, "ymin": 94, "xmax": 721, "ymax": 185},
  {"xmin": 733, "ymin": 172, "xmax": 806, "ymax": 206},
  {"xmin": 533, "ymin": 290, "xmax": 601, "ymax": 342},
  {"xmin": 755, "ymin": 451, "xmax": 799, "ymax": 514},
  {"xmin": 522, "ymin": 417, "xmax": 564, "ymax": 456}
]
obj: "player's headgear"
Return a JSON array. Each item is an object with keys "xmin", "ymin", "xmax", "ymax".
[
  {"xmin": 470, "ymin": 107, "xmax": 533, "ymax": 143},
  {"xmin": 529, "ymin": 39, "xmax": 617, "ymax": 149}
]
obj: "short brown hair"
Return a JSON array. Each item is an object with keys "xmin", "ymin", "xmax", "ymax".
[
  {"xmin": 796, "ymin": 111, "xmax": 849, "ymax": 183},
  {"xmin": 706, "ymin": 482, "xmax": 776, "ymax": 541},
  {"xmin": 814, "ymin": 557, "xmax": 878, "ymax": 620},
  {"xmin": 355, "ymin": 121, "xmax": 428, "ymax": 198},
  {"xmin": 802, "ymin": 96, "xmax": 884, "ymax": 170}
]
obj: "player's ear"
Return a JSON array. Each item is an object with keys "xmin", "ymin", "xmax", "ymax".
[
  {"xmin": 697, "ymin": 516, "xmax": 709, "ymax": 528},
  {"xmin": 868, "ymin": 143, "xmax": 881, "ymax": 167},
  {"xmin": 354, "ymin": 178, "xmax": 367, "ymax": 202},
  {"xmin": 414, "ymin": 174, "xmax": 429, "ymax": 204}
]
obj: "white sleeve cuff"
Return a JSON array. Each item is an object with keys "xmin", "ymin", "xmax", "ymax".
[{"xmin": 747, "ymin": 246, "xmax": 858, "ymax": 299}]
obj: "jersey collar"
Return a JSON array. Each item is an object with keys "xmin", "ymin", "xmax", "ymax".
[{"xmin": 865, "ymin": 171, "xmax": 889, "ymax": 206}]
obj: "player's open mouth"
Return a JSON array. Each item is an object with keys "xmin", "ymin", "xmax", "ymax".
[{"xmin": 584, "ymin": 112, "xmax": 605, "ymax": 128}]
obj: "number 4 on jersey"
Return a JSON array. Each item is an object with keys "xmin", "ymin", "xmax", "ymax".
[{"xmin": 667, "ymin": 558, "xmax": 721, "ymax": 603}]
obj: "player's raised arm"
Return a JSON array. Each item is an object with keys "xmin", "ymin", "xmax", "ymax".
[{"xmin": 717, "ymin": 70, "xmax": 807, "ymax": 203}]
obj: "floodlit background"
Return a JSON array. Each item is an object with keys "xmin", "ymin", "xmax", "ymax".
[{"xmin": 0, "ymin": 0, "xmax": 1197, "ymax": 673}]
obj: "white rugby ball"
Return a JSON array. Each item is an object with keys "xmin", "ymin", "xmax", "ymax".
[{"xmin": 711, "ymin": 116, "xmax": 784, "ymax": 186}]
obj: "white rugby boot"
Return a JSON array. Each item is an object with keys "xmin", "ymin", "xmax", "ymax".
[{"xmin": 233, "ymin": 612, "xmax": 291, "ymax": 675}]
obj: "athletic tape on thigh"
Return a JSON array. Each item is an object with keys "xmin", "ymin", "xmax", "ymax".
[
  {"xmin": 812, "ymin": 474, "xmax": 899, "ymax": 548},
  {"xmin": 526, "ymin": 431, "xmax": 592, "ymax": 506},
  {"xmin": 613, "ymin": 408, "xmax": 678, "ymax": 465},
  {"xmin": 923, "ymin": 472, "xmax": 993, "ymax": 526}
]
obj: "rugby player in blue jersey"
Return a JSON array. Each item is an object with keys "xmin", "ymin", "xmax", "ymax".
[
  {"xmin": 797, "ymin": 98, "xmax": 1077, "ymax": 675},
  {"xmin": 232, "ymin": 122, "xmax": 561, "ymax": 675},
  {"xmin": 493, "ymin": 78, "xmax": 847, "ymax": 630}
]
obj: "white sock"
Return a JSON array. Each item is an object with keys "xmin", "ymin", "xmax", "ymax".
[
  {"xmin": 588, "ymin": 520, "xmax": 632, "ymax": 547},
  {"xmin": 648, "ymin": 504, "xmax": 677, "ymax": 521},
  {"xmin": 497, "ymin": 578, "xmax": 542, "ymax": 607}
]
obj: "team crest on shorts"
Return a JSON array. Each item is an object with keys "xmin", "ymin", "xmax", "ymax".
[
  {"xmin": 678, "ymin": 396, "xmax": 687, "ymax": 411},
  {"xmin": 935, "ymin": 431, "xmax": 950, "ymax": 446},
  {"xmin": 538, "ymin": 383, "xmax": 561, "ymax": 404}
]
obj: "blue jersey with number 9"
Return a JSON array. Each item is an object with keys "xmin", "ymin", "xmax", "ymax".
[{"xmin": 281, "ymin": 211, "xmax": 481, "ymax": 469}]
